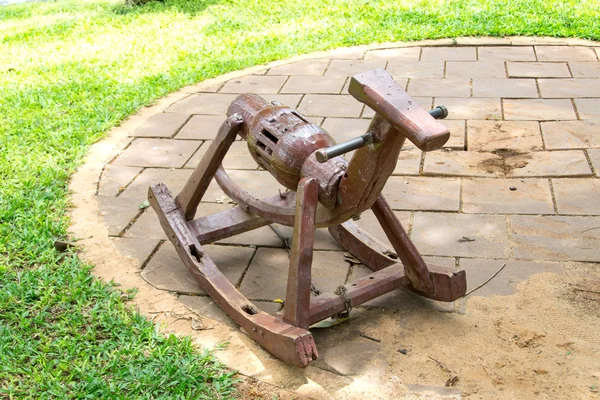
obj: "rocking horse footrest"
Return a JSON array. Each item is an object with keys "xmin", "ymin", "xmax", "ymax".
[{"xmin": 309, "ymin": 264, "xmax": 408, "ymax": 324}]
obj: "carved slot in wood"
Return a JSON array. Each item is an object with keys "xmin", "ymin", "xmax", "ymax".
[
  {"xmin": 257, "ymin": 140, "xmax": 272, "ymax": 156},
  {"xmin": 189, "ymin": 244, "xmax": 203, "ymax": 263},
  {"xmin": 291, "ymin": 110, "xmax": 309, "ymax": 123},
  {"xmin": 242, "ymin": 304, "xmax": 258, "ymax": 315},
  {"xmin": 261, "ymin": 128, "xmax": 279, "ymax": 144}
]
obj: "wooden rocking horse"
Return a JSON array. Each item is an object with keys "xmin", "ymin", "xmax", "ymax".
[{"xmin": 148, "ymin": 69, "xmax": 467, "ymax": 367}]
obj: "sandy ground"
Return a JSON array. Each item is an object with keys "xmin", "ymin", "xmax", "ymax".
[{"xmin": 329, "ymin": 270, "xmax": 600, "ymax": 399}]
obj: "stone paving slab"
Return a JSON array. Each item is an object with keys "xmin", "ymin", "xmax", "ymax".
[
  {"xmin": 411, "ymin": 212, "xmax": 510, "ymax": 258},
  {"xmin": 510, "ymin": 215, "xmax": 600, "ymax": 262},
  {"xmin": 98, "ymin": 165, "xmax": 142, "ymax": 197},
  {"xmin": 466, "ymin": 120, "xmax": 542, "ymax": 152},
  {"xmin": 462, "ymin": 178, "xmax": 554, "ymax": 214},
  {"xmin": 473, "ymin": 78, "xmax": 538, "ymax": 98},
  {"xmin": 507, "ymin": 62, "xmax": 571, "ymax": 78},
  {"xmin": 114, "ymin": 138, "xmax": 202, "ymax": 168},
  {"xmin": 541, "ymin": 120, "xmax": 600, "ymax": 149},
  {"xmin": 131, "ymin": 113, "xmax": 190, "ymax": 138},
  {"xmin": 142, "ymin": 242, "xmax": 255, "ymax": 295},
  {"xmin": 477, "ymin": 46, "xmax": 536, "ymax": 61},
  {"xmin": 503, "ymin": 99, "xmax": 577, "ymax": 120},
  {"xmin": 80, "ymin": 40, "xmax": 600, "ymax": 399},
  {"xmin": 569, "ymin": 61, "xmax": 600, "ymax": 77},
  {"xmin": 460, "ymin": 258, "xmax": 565, "ymax": 297},
  {"xmin": 552, "ymin": 178, "xmax": 600, "ymax": 215},
  {"xmin": 589, "ymin": 149, "xmax": 600, "ymax": 175},
  {"xmin": 446, "ymin": 61, "xmax": 506, "ymax": 79},
  {"xmin": 575, "ymin": 99, "xmax": 600, "ymax": 119}
]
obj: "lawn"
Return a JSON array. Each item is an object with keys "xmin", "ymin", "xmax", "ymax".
[{"xmin": 0, "ymin": 0, "xmax": 599, "ymax": 397}]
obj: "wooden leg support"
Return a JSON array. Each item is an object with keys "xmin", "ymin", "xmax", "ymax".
[
  {"xmin": 328, "ymin": 196, "xmax": 467, "ymax": 302},
  {"xmin": 149, "ymin": 183, "xmax": 318, "ymax": 367},
  {"xmin": 371, "ymin": 195, "xmax": 433, "ymax": 293},
  {"xmin": 176, "ymin": 114, "xmax": 243, "ymax": 220},
  {"xmin": 283, "ymin": 178, "xmax": 318, "ymax": 330}
]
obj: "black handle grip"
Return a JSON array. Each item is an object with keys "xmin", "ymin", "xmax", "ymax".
[{"xmin": 428, "ymin": 106, "xmax": 448, "ymax": 120}]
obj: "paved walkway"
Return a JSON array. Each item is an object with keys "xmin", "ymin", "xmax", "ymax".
[{"xmin": 71, "ymin": 38, "xmax": 600, "ymax": 399}]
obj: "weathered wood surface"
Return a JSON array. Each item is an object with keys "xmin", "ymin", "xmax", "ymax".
[
  {"xmin": 150, "ymin": 183, "xmax": 318, "ymax": 367},
  {"xmin": 176, "ymin": 114, "xmax": 243, "ymax": 220},
  {"xmin": 349, "ymin": 68, "xmax": 450, "ymax": 151},
  {"xmin": 283, "ymin": 178, "xmax": 318, "ymax": 330}
]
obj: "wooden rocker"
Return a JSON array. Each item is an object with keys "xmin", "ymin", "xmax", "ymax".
[{"xmin": 148, "ymin": 69, "xmax": 467, "ymax": 367}]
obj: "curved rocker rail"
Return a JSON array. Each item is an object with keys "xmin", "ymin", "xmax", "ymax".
[{"xmin": 149, "ymin": 183, "xmax": 318, "ymax": 367}]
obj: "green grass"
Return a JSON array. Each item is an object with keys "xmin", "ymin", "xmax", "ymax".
[{"xmin": 0, "ymin": 0, "xmax": 598, "ymax": 397}]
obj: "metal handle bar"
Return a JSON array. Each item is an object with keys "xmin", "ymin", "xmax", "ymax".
[{"xmin": 315, "ymin": 106, "xmax": 448, "ymax": 163}]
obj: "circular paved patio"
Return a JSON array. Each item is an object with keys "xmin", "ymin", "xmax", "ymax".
[{"xmin": 69, "ymin": 38, "xmax": 600, "ymax": 399}]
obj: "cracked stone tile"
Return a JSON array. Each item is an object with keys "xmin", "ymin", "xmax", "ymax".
[
  {"xmin": 462, "ymin": 178, "xmax": 554, "ymax": 214},
  {"xmin": 311, "ymin": 332, "xmax": 387, "ymax": 376},
  {"xmin": 510, "ymin": 215, "xmax": 600, "ymax": 262},
  {"xmin": 142, "ymin": 242, "xmax": 254, "ymax": 295},
  {"xmin": 239, "ymin": 248, "xmax": 348, "ymax": 300}
]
